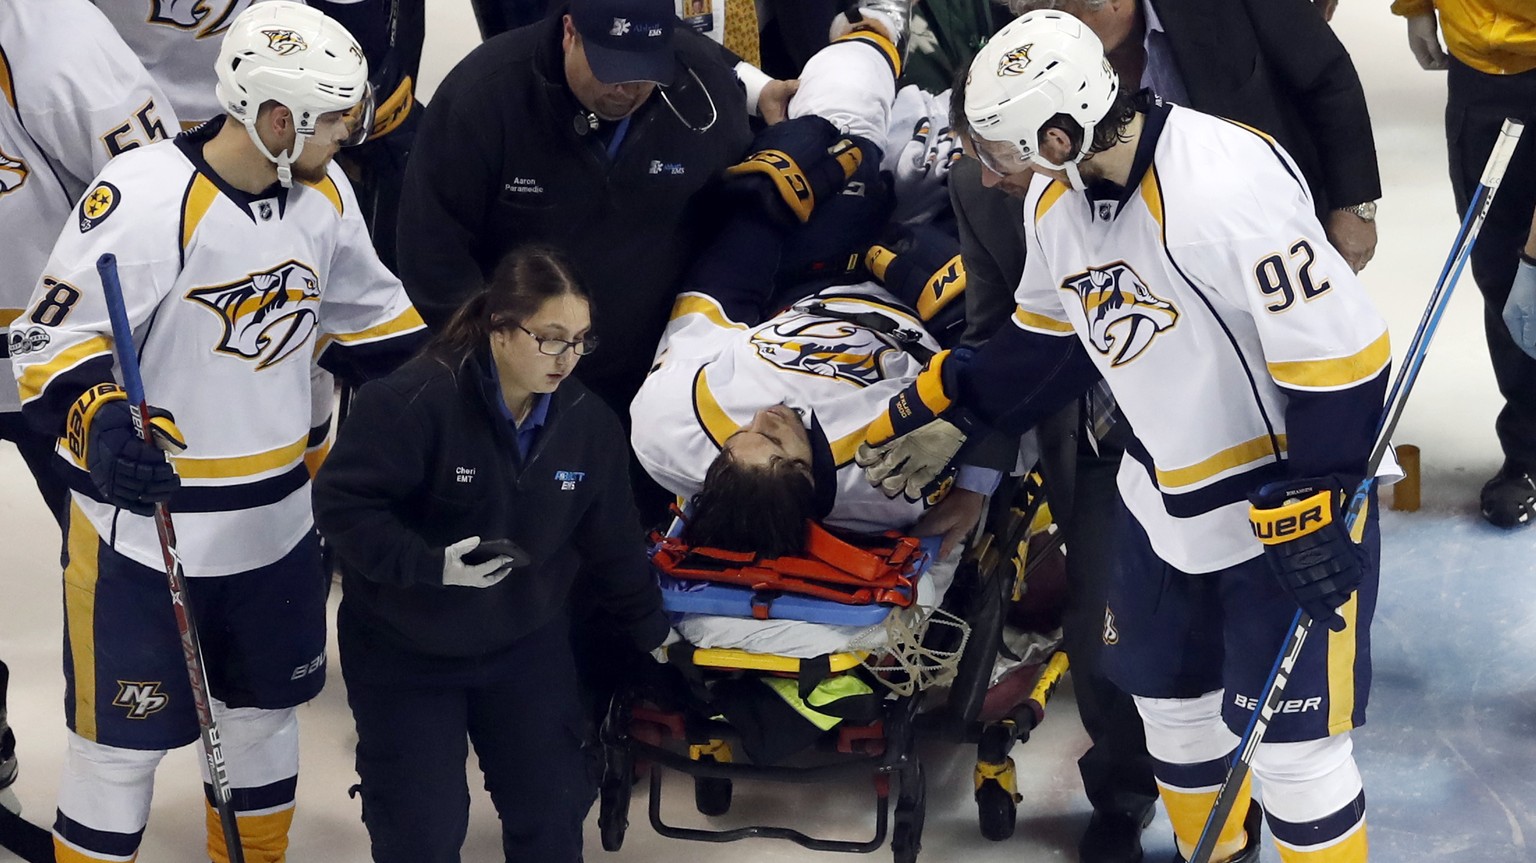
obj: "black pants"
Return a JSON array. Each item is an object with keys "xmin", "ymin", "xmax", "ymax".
[
  {"xmin": 340, "ymin": 607, "xmax": 591, "ymax": 863},
  {"xmin": 1446, "ymin": 59, "xmax": 1536, "ymax": 472},
  {"xmin": 1036, "ymin": 405, "xmax": 1159, "ymax": 819},
  {"xmin": 0, "ymin": 411, "xmax": 68, "ymax": 531}
]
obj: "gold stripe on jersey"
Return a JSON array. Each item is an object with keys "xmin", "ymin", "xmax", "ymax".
[
  {"xmin": 64, "ymin": 501, "xmax": 101, "ymax": 742},
  {"xmin": 16, "ymin": 335, "xmax": 112, "ymax": 402},
  {"xmin": 0, "ymin": 44, "xmax": 14, "ymax": 109},
  {"xmin": 831, "ymin": 28, "xmax": 902, "ymax": 79},
  {"xmin": 1267, "ymin": 331, "xmax": 1390, "ymax": 389},
  {"xmin": 329, "ymin": 307, "xmax": 425, "ymax": 344},
  {"xmin": 1219, "ymin": 117, "xmax": 1281, "ymax": 148},
  {"xmin": 828, "ymin": 425, "xmax": 869, "ymax": 467},
  {"xmin": 670, "ymin": 294, "xmax": 747, "ymax": 330},
  {"xmin": 302, "ymin": 176, "xmax": 344, "ymax": 216},
  {"xmin": 1276, "ymin": 821, "xmax": 1368, "ymax": 863},
  {"xmin": 1013, "ymin": 306, "xmax": 1074, "ymax": 334},
  {"xmin": 1035, "ymin": 180, "xmax": 1069, "ymax": 224},
  {"xmin": 1327, "ymin": 590, "xmax": 1360, "ymax": 733},
  {"xmin": 171, "ymin": 433, "xmax": 308, "ymax": 480},
  {"xmin": 692, "ymin": 365, "xmax": 737, "ymax": 450},
  {"xmin": 1154, "ymin": 433, "xmax": 1286, "ymax": 490},
  {"xmin": 181, "ymin": 173, "xmax": 219, "ymax": 252},
  {"xmin": 0, "ymin": 308, "xmax": 22, "ymax": 327},
  {"xmin": 1139, "ymin": 166, "xmax": 1165, "ymax": 230}
]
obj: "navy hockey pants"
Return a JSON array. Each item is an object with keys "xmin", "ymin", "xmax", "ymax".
[{"xmin": 339, "ymin": 606, "xmax": 591, "ymax": 863}]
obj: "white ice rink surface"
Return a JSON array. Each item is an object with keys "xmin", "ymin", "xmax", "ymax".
[{"xmin": 3, "ymin": 2, "xmax": 1534, "ymax": 861}]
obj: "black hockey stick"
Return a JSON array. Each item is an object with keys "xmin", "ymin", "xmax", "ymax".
[
  {"xmin": 95, "ymin": 254, "xmax": 245, "ymax": 863},
  {"xmin": 0, "ymin": 806, "xmax": 54, "ymax": 863},
  {"xmin": 1187, "ymin": 117, "xmax": 1526, "ymax": 863}
]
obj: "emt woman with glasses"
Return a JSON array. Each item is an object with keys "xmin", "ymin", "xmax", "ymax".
[{"xmin": 313, "ymin": 244, "xmax": 668, "ymax": 863}]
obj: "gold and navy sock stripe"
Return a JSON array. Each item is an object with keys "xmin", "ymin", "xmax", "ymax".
[
  {"xmin": 53, "ymin": 811, "xmax": 145, "ymax": 863},
  {"xmin": 1269, "ymin": 791, "xmax": 1368, "ymax": 863}
]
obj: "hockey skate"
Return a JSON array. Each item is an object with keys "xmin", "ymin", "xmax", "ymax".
[
  {"xmin": 1480, "ymin": 463, "xmax": 1536, "ymax": 528},
  {"xmin": 1173, "ymin": 801, "xmax": 1262, "ymax": 863},
  {"xmin": 831, "ymin": 0, "xmax": 915, "ymax": 56},
  {"xmin": 0, "ymin": 710, "xmax": 16, "ymax": 816}
]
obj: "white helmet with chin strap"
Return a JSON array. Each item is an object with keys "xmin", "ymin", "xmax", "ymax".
[
  {"xmin": 215, "ymin": 0, "xmax": 372, "ymax": 187},
  {"xmin": 964, "ymin": 9, "xmax": 1119, "ymax": 189}
]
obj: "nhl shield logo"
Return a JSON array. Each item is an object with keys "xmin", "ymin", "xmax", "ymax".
[
  {"xmin": 1063, "ymin": 262, "xmax": 1179, "ymax": 367},
  {"xmin": 186, "ymin": 260, "xmax": 322, "ymax": 369}
]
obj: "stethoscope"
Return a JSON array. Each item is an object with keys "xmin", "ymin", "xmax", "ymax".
[{"xmin": 657, "ymin": 65, "xmax": 719, "ymax": 134}]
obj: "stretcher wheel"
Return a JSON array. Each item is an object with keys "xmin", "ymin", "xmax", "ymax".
[
  {"xmin": 693, "ymin": 774, "xmax": 733, "ymax": 816},
  {"xmin": 975, "ymin": 779, "xmax": 1018, "ymax": 841},
  {"xmin": 597, "ymin": 747, "xmax": 632, "ymax": 851},
  {"xmin": 891, "ymin": 763, "xmax": 926, "ymax": 863}
]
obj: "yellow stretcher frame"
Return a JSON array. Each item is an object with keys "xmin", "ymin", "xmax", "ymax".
[{"xmin": 689, "ymin": 647, "xmax": 869, "ymax": 673}]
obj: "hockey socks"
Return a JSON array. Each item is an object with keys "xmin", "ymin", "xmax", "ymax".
[{"xmin": 1136, "ymin": 693, "xmax": 1254, "ymax": 863}]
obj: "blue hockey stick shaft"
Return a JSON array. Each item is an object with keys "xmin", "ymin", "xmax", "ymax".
[
  {"xmin": 94, "ymin": 254, "xmax": 246, "ymax": 863},
  {"xmin": 1187, "ymin": 117, "xmax": 1525, "ymax": 863}
]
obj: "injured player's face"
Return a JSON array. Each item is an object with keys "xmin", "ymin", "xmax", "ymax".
[{"xmin": 722, "ymin": 405, "xmax": 813, "ymax": 474}]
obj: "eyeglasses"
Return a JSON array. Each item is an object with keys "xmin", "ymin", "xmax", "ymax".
[
  {"xmin": 972, "ymin": 135, "xmax": 1033, "ymax": 178},
  {"xmin": 514, "ymin": 323, "xmax": 599, "ymax": 357}
]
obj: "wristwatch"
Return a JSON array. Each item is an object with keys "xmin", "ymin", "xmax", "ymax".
[{"xmin": 1337, "ymin": 200, "xmax": 1378, "ymax": 222}]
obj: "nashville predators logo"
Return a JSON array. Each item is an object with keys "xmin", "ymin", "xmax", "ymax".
[
  {"xmin": 0, "ymin": 149, "xmax": 28, "ymax": 199},
  {"xmin": 997, "ymin": 44, "xmax": 1032, "ymax": 76},
  {"xmin": 148, "ymin": 0, "xmax": 240, "ymax": 38},
  {"xmin": 1063, "ymin": 262, "xmax": 1179, "ymax": 367},
  {"xmin": 261, "ymin": 28, "xmax": 308, "ymax": 55},
  {"xmin": 113, "ymin": 681, "xmax": 169, "ymax": 719},
  {"xmin": 186, "ymin": 260, "xmax": 322, "ymax": 369},
  {"xmin": 79, "ymin": 181, "xmax": 121, "ymax": 233},
  {"xmin": 750, "ymin": 312, "xmax": 900, "ymax": 387}
]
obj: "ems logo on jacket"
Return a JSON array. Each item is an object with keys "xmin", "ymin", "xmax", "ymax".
[
  {"xmin": 79, "ymin": 181, "xmax": 121, "ymax": 233},
  {"xmin": 555, "ymin": 470, "xmax": 585, "ymax": 491},
  {"xmin": 186, "ymin": 260, "xmax": 322, "ymax": 369},
  {"xmin": 1064, "ymin": 262, "xmax": 1179, "ymax": 367},
  {"xmin": 113, "ymin": 681, "xmax": 170, "ymax": 719}
]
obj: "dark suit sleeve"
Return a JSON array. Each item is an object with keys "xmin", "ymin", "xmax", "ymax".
[
  {"xmin": 1242, "ymin": 0, "xmax": 1381, "ymax": 208},
  {"xmin": 395, "ymin": 63, "xmax": 500, "ymax": 329},
  {"xmin": 952, "ymin": 158, "xmax": 1025, "ymax": 348}
]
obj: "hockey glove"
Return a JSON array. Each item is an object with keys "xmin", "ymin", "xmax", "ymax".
[
  {"xmin": 1248, "ymin": 477, "xmax": 1367, "ymax": 632},
  {"xmin": 68, "ymin": 383, "xmax": 185, "ymax": 517},
  {"xmin": 441, "ymin": 536, "xmax": 516, "ymax": 589},
  {"xmin": 724, "ymin": 115, "xmax": 869, "ymax": 225},
  {"xmin": 864, "ymin": 224, "xmax": 967, "ymax": 346},
  {"xmin": 1502, "ymin": 255, "xmax": 1536, "ymax": 360},
  {"xmin": 856, "ymin": 348, "xmax": 976, "ymax": 501}
]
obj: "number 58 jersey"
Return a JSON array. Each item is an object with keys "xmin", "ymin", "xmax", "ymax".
[
  {"xmin": 1010, "ymin": 104, "xmax": 1391, "ymax": 574},
  {"xmin": 13, "ymin": 121, "xmax": 424, "ymax": 576}
]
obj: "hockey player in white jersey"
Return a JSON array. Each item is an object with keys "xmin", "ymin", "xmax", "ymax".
[
  {"xmin": 632, "ymin": 8, "xmax": 987, "ymax": 560},
  {"xmin": 0, "ymin": 0, "xmax": 177, "ymax": 830},
  {"xmin": 11, "ymin": 3, "xmax": 424, "ymax": 862},
  {"xmin": 857, "ymin": 11, "xmax": 1391, "ymax": 863}
]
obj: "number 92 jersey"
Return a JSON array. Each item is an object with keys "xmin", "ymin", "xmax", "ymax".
[{"xmin": 1011, "ymin": 104, "xmax": 1390, "ymax": 574}]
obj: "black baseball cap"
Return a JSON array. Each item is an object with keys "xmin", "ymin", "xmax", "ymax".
[{"xmin": 569, "ymin": 0, "xmax": 677, "ymax": 86}]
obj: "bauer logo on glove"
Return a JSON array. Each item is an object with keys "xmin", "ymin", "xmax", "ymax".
[{"xmin": 1248, "ymin": 478, "xmax": 1367, "ymax": 632}]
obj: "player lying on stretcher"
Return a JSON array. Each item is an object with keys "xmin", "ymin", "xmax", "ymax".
[{"xmin": 628, "ymin": 21, "xmax": 996, "ymax": 659}]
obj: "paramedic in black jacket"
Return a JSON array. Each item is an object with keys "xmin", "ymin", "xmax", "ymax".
[
  {"xmin": 313, "ymin": 246, "xmax": 669, "ymax": 863},
  {"xmin": 396, "ymin": 0, "xmax": 763, "ymax": 414}
]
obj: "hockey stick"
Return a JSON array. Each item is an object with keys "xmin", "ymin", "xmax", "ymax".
[
  {"xmin": 94, "ymin": 254, "xmax": 245, "ymax": 863},
  {"xmin": 1187, "ymin": 117, "xmax": 1526, "ymax": 863},
  {"xmin": 0, "ymin": 806, "xmax": 54, "ymax": 863}
]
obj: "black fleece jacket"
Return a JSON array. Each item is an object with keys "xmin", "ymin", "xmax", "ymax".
[
  {"xmin": 396, "ymin": 10, "xmax": 752, "ymax": 408},
  {"xmin": 313, "ymin": 350, "xmax": 668, "ymax": 659}
]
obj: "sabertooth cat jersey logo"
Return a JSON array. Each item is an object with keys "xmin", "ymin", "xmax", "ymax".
[
  {"xmin": 186, "ymin": 260, "xmax": 321, "ymax": 370},
  {"xmin": 750, "ymin": 313, "xmax": 898, "ymax": 388},
  {"xmin": 261, "ymin": 28, "xmax": 308, "ymax": 55},
  {"xmin": 997, "ymin": 44, "xmax": 1032, "ymax": 76},
  {"xmin": 1063, "ymin": 262, "xmax": 1179, "ymax": 367},
  {"xmin": 148, "ymin": 0, "xmax": 240, "ymax": 37}
]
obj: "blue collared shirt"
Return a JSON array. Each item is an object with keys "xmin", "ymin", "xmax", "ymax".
[
  {"xmin": 1141, "ymin": 0, "xmax": 1190, "ymax": 107},
  {"xmin": 484, "ymin": 359, "xmax": 553, "ymax": 460}
]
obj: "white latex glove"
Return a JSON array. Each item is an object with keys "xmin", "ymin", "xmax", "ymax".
[
  {"xmin": 651, "ymin": 628, "xmax": 683, "ymax": 664},
  {"xmin": 441, "ymin": 536, "xmax": 514, "ymax": 588},
  {"xmin": 855, "ymin": 418, "xmax": 967, "ymax": 501},
  {"xmin": 1503, "ymin": 258, "xmax": 1536, "ymax": 359},
  {"xmin": 1407, "ymin": 13, "xmax": 1448, "ymax": 70}
]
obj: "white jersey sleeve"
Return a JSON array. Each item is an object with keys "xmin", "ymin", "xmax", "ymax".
[{"xmin": 315, "ymin": 167, "xmax": 425, "ymax": 360}]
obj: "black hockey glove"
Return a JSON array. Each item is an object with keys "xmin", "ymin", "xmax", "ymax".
[
  {"xmin": 864, "ymin": 224, "xmax": 967, "ymax": 347},
  {"xmin": 68, "ymin": 383, "xmax": 186, "ymax": 517},
  {"xmin": 1248, "ymin": 477, "xmax": 1366, "ymax": 632},
  {"xmin": 723, "ymin": 115, "xmax": 871, "ymax": 225}
]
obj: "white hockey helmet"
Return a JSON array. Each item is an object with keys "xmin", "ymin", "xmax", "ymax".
[
  {"xmin": 964, "ymin": 10, "xmax": 1119, "ymax": 185},
  {"xmin": 214, "ymin": 0, "xmax": 373, "ymax": 186}
]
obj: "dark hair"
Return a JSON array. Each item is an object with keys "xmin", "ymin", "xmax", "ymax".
[
  {"xmin": 683, "ymin": 450, "xmax": 816, "ymax": 559},
  {"xmin": 949, "ymin": 61, "xmax": 971, "ymax": 138},
  {"xmin": 426, "ymin": 244, "xmax": 589, "ymax": 365}
]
